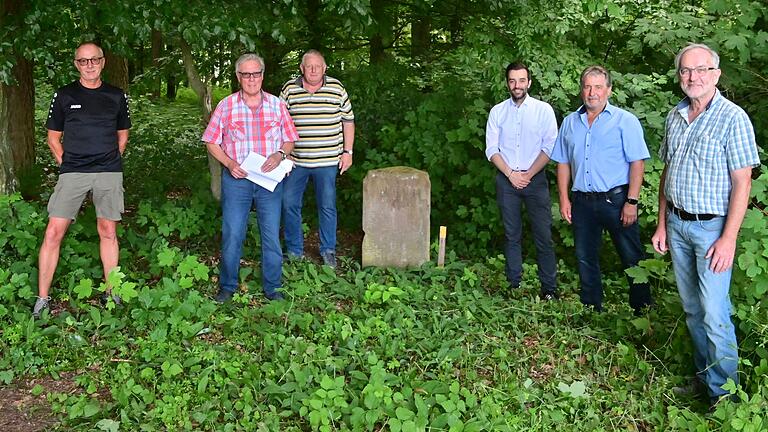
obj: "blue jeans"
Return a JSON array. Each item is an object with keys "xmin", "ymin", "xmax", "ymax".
[
  {"xmin": 282, "ymin": 165, "xmax": 338, "ymax": 255},
  {"xmin": 219, "ymin": 170, "xmax": 283, "ymax": 296},
  {"xmin": 495, "ymin": 171, "xmax": 557, "ymax": 292},
  {"xmin": 667, "ymin": 211, "xmax": 738, "ymax": 398},
  {"xmin": 571, "ymin": 188, "xmax": 651, "ymax": 311}
]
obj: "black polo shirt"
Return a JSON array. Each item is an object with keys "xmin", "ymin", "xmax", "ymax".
[{"xmin": 46, "ymin": 81, "xmax": 131, "ymax": 173}]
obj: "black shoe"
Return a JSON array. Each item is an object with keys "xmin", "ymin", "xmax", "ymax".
[
  {"xmin": 265, "ymin": 291, "xmax": 285, "ymax": 301},
  {"xmin": 540, "ymin": 290, "xmax": 559, "ymax": 301},
  {"xmin": 214, "ymin": 290, "xmax": 234, "ymax": 303},
  {"xmin": 672, "ymin": 377, "xmax": 707, "ymax": 397},
  {"xmin": 709, "ymin": 394, "xmax": 738, "ymax": 412}
]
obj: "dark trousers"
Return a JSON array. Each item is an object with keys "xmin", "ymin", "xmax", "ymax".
[
  {"xmin": 495, "ymin": 171, "xmax": 557, "ymax": 293},
  {"xmin": 571, "ymin": 187, "xmax": 651, "ymax": 311}
]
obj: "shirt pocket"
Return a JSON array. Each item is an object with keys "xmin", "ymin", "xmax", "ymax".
[
  {"xmin": 691, "ymin": 133, "xmax": 725, "ymax": 162},
  {"xmin": 227, "ymin": 121, "xmax": 247, "ymax": 142},
  {"xmin": 265, "ymin": 120, "xmax": 281, "ymax": 143}
]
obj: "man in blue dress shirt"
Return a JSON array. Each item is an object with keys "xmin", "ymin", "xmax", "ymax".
[
  {"xmin": 551, "ymin": 65, "xmax": 652, "ymax": 314},
  {"xmin": 486, "ymin": 62, "xmax": 559, "ymax": 299}
]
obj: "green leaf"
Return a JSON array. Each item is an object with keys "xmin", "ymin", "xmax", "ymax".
[
  {"xmin": 83, "ymin": 400, "xmax": 100, "ymax": 417},
  {"xmin": 158, "ymin": 248, "xmax": 176, "ymax": 267},
  {"xmin": 396, "ymin": 407, "xmax": 415, "ymax": 420},
  {"xmin": 74, "ymin": 278, "xmax": 94, "ymax": 299},
  {"xmin": 31, "ymin": 384, "xmax": 44, "ymax": 396},
  {"xmin": 95, "ymin": 419, "xmax": 120, "ymax": 432}
]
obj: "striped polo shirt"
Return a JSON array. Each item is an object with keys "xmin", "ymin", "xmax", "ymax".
[
  {"xmin": 279, "ymin": 76, "xmax": 354, "ymax": 168},
  {"xmin": 661, "ymin": 90, "xmax": 759, "ymax": 215}
]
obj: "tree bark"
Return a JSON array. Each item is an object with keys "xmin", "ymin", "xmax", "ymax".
[
  {"xmin": 104, "ymin": 51, "xmax": 130, "ymax": 91},
  {"xmin": 151, "ymin": 29, "xmax": 163, "ymax": 99},
  {"xmin": 179, "ymin": 37, "xmax": 219, "ymax": 200},
  {"xmin": 0, "ymin": 84, "xmax": 18, "ymax": 194},
  {"xmin": 7, "ymin": 58, "xmax": 35, "ymax": 191},
  {"xmin": 369, "ymin": 0, "xmax": 392, "ymax": 65},
  {"xmin": 166, "ymin": 72, "xmax": 177, "ymax": 99},
  {"xmin": 411, "ymin": 10, "xmax": 431, "ymax": 61},
  {"xmin": 306, "ymin": 0, "xmax": 325, "ymax": 53},
  {"xmin": 0, "ymin": 0, "xmax": 35, "ymax": 195}
]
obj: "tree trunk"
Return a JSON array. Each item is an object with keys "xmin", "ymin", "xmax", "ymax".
[
  {"xmin": 262, "ymin": 39, "xmax": 289, "ymax": 95},
  {"xmin": 369, "ymin": 0, "xmax": 392, "ymax": 65},
  {"xmin": 0, "ymin": 0, "xmax": 35, "ymax": 195},
  {"xmin": 104, "ymin": 51, "xmax": 130, "ymax": 91},
  {"xmin": 151, "ymin": 29, "xmax": 163, "ymax": 99},
  {"xmin": 7, "ymin": 57, "xmax": 35, "ymax": 194},
  {"xmin": 0, "ymin": 84, "xmax": 18, "ymax": 194},
  {"xmin": 306, "ymin": 0, "xmax": 325, "ymax": 53},
  {"xmin": 179, "ymin": 37, "xmax": 219, "ymax": 200},
  {"xmin": 411, "ymin": 11, "xmax": 431, "ymax": 61},
  {"xmin": 166, "ymin": 72, "xmax": 177, "ymax": 99}
]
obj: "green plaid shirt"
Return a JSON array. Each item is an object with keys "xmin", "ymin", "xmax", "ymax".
[{"xmin": 661, "ymin": 90, "xmax": 759, "ymax": 215}]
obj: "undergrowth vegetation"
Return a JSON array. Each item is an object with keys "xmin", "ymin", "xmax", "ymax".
[{"xmin": 1, "ymin": 96, "xmax": 767, "ymax": 431}]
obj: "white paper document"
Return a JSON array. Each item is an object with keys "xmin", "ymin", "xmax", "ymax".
[{"xmin": 240, "ymin": 151, "xmax": 294, "ymax": 192}]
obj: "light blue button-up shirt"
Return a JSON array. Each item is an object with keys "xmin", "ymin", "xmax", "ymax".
[
  {"xmin": 551, "ymin": 102, "xmax": 649, "ymax": 192},
  {"xmin": 485, "ymin": 96, "xmax": 558, "ymax": 170}
]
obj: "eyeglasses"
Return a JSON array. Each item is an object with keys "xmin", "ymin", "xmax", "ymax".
[
  {"xmin": 75, "ymin": 57, "xmax": 104, "ymax": 66},
  {"xmin": 238, "ymin": 71, "xmax": 263, "ymax": 79},
  {"xmin": 678, "ymin": 67, "xmax": 717, "ymax": 77}
]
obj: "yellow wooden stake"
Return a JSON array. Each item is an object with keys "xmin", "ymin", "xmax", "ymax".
[{"xmin": 437, "ymin": 226, "xmax": 447, "ymax": 267}]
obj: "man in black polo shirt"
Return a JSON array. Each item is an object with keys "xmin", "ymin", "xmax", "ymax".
[{"xmin": 33, "ymin": 42, "xmax": 131, "ymax": 317}]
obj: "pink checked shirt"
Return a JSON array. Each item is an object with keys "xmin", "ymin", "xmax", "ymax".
[{"xmin": 202, "ymin": 91, "xmax": 298, "ymax": 164}]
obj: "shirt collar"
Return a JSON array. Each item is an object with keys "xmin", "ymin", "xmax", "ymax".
[
  {"xmin": 236, "ymin": 90, "xmax": 265, "ymax": 110},
  {"xmin": 577, "ymin": 100, "xmax": 615, "ymax": 116},
  {"xmin": 296, "ymin": 75, "xmax": 327, "ymax": 89},
  {"xmin": 676, "ymin": 88, "xmax": 722, "ymax": 112},
  {"xmin": 507, "ymin": 95, "xmax": 531, "ymax": 108}
]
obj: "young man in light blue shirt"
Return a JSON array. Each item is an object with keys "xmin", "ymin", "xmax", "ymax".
[{"xmin": 486, "ymin": 62, "xmax": 559, "ymax": 299}]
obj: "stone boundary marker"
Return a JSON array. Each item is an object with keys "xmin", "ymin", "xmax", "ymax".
[{"xmin": 362, "ymin": 167, "xmax": 430, "ymax": 267}]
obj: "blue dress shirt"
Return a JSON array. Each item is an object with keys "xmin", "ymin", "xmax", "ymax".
[
  {"xmin": 551, "ymin": 102, "xmax": 649, "ymax": 192},
  {"xmin": 485, "ymin": 96, "xmax": 558, "ymax": 170}
]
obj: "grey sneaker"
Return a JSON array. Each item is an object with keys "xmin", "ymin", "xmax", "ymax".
[
  {"xmin": 321, "ymin": 251, "xmax": 337, "ymax": 268},
  {"xmin": 32, "ymin": 296, "xmax": 50, "ymax": 318},
  {"xmin": 101, "ymin": 293, "xmax": 122, "ymax": 306}
]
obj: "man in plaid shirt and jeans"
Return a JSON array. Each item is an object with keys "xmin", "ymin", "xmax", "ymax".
[
  {"xmin": 652, "ymin": 44, "xmax": 759, "ymax": 408},
  {"xmin": 203, "ymin": 53, "xmax": 298, "ymax": 302}
]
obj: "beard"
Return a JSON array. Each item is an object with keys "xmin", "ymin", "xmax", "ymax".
[{"xmin": 511, "ymin": 88, "xmax": 527, "ymax": 103}]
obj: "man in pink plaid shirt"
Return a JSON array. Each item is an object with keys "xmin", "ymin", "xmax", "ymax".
[{"xmin": 203, "ymin": 53, "xmax": 298, "ymax": 303}]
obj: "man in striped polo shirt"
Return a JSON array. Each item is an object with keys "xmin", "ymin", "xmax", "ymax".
[
  {"xmin": 652, "ymin": 44, "xmax": 759, "ymax": 408},
  {"xmin": 280, "ymin": 49, "xmax": 355, "ymax": 268}
]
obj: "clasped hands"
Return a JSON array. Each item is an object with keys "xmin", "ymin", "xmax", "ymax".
[{"xmin": 508, "ymin": 171, "xmax": 531, "ymax": 189}]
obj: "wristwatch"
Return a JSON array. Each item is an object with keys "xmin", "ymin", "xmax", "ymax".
[
  {"xmin": 625, "ymin": 197, "xmax": 639, "ymax": 205},
  {"xmin": 277, "ymin": 149, "xmax": 287, "ymax": 160},
  {"xmin": 342, "ymin": 149, "xmax": 353, "ymax": 155}
]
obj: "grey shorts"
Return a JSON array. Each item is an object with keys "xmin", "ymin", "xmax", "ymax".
[{"xmin": 47, "ymin": 172, "xmax": 124, "ymax": 221}]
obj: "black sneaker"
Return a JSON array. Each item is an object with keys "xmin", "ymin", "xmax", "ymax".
[
  {"xmin": 214, "ymin": 290, "xmax": 234, "ymax": 303},
  {"xmin": 673, "ymin": 377, "xmax": 707, "ymax": 397},
  {"xmin": 265, "ymin": 291, "xmax": 285, "ymax": 301},
  {"xmin": 540, "ymin": 291, "xmax": 560, "ymax": 301}
]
